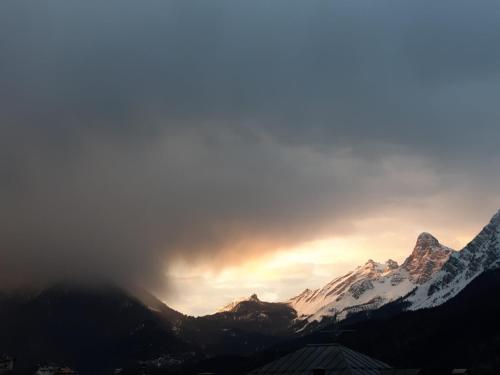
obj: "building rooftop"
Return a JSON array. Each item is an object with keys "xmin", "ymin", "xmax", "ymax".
[{"xmin": 247, "ymin": 343, "xmax": 419, "ymax": 375}]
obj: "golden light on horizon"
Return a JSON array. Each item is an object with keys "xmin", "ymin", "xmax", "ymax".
[
  {"xmin": 165, "ymin": 236, "xmax": 408, "ymax": 315},
  {"xmin": 164, "ymin": 211, "xmax": 482, "ymax": 316}
]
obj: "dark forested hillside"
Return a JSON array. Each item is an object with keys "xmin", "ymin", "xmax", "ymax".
[
  {"xmin": 0, "ymin": 283, "xmax": 198, "ymax": 374},
  {"xmin": 337, "ymin": 268, "xmax": 500, "ymax": 374}
]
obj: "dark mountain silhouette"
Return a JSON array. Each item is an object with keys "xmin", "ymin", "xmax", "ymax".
[
  {"xmin": 0, "ymin": 284, "xmax": 297, "ymax": 374},
  {"xmin": 0, "ymin": 283, "xmax": 197, "ymax": 374}
]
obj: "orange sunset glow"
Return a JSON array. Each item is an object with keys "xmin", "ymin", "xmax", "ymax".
[{"xmin": 166, "ymin": 209, "xmax": 489, "ymax": 315}]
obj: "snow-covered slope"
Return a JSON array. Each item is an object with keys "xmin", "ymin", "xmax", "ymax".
[
  {"xmin": 288, "ymin": 232, "xmax": 453, "ymax": 321},
  {"xmin": 217, "ymin": 210, "xmax": 500, "ymax": 325},
  {"xmin": 406, "ymin": 210, "xmax": 500, "ymax": 309}
]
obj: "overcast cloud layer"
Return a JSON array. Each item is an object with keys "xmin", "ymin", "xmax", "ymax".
[{"xmin": 1, "ymin": 1, "xmax": 500, "ymax": 292}]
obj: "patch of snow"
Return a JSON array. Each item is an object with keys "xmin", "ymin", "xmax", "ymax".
[{"xmin": 288, "ymin": 231, "xmax": 454, "ymax": 322}]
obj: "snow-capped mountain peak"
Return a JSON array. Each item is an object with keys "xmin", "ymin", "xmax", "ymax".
[
  {"xmin": 359, "ymin": 259, "xmax": 384, "ymax": 273},
  {"xmin": 288, "ymin": 232, "xmax": 454, "ymax": 322},
  {"xmin": 401, "ymin": 232, "xmax": 454, "ymax": 284},
  {"xmin": 218, "ymin": 210, "xmax": 500, "ymax": 328},
  {"xmin": 407, "ymin": 209, "xmax": 500, "ymax": 309}
]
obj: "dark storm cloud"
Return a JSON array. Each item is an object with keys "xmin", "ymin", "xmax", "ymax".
[{"xmin": 1, "ymin": 1, "xmax": 500, "ymax": 290}]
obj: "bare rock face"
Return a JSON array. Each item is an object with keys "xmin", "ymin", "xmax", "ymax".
[
  {"xmin": 349, "ymin": 279, "xmax": 374, "ymax": 299},
  {"xmin": 385, "ymin": 259, "xmax": 399, "ymax": 271},
  {"xmin": 401, "ymin": 232, "xmax": 453, "ymax": 284},
  {"xmin": 408, "ymin": 209, "xmax": 500, "ymax": 309},
  {"xmin": 287, "ymin": 233, "xmax": 455, "ymax": 322}
]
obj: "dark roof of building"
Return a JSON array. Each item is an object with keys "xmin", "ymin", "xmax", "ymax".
[{"xmin": 247, "ymin": 344, "xmax": 418, "ymax": 375}]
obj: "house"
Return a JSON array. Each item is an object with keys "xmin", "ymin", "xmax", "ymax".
[{"xmin": 247, "ymin": 343, "xmax": 421, "ymax": 375}]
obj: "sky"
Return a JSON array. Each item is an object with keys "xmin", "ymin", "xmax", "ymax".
[{"xmin": 1, "ymin": 1, "xmax": 500, "ymax": 315}]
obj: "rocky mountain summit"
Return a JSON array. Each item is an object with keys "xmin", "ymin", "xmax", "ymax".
[
  {"xmin": 219, "ymin": 211, "xmax": 500, "ymax": 325},
  {"xmin": 401, "ymin": 232, "xmax": 454, "ymax": 284},
  {"xmin": 406, "ymin": 209, "xmax": 500, "ymax": 309},
  {"xmin": 286, "ymin": 210, "xmax": 500, "ymax": 322},
  {"xmin": 219, "ymin": 225, "xmax": 461, "ymax": 324},
  {"xmin": 286, "ymin": 230, "xmax": 454, "ymax": 321}
]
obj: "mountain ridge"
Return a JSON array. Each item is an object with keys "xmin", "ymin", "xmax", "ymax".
[
  {"xmin": 222, "ymin": 230, "xmax": 454, "ymax": 322},
  {"xmin": 283, "ymin": 230, "xmax": 454, "ymax": 321},
  {"xmin": 405, "ymin": 209, "xmax": 500, "ymax": 309},
  {"xmin": 219, "ymin": 210, "xmax": 500, "ymax": 323}
]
